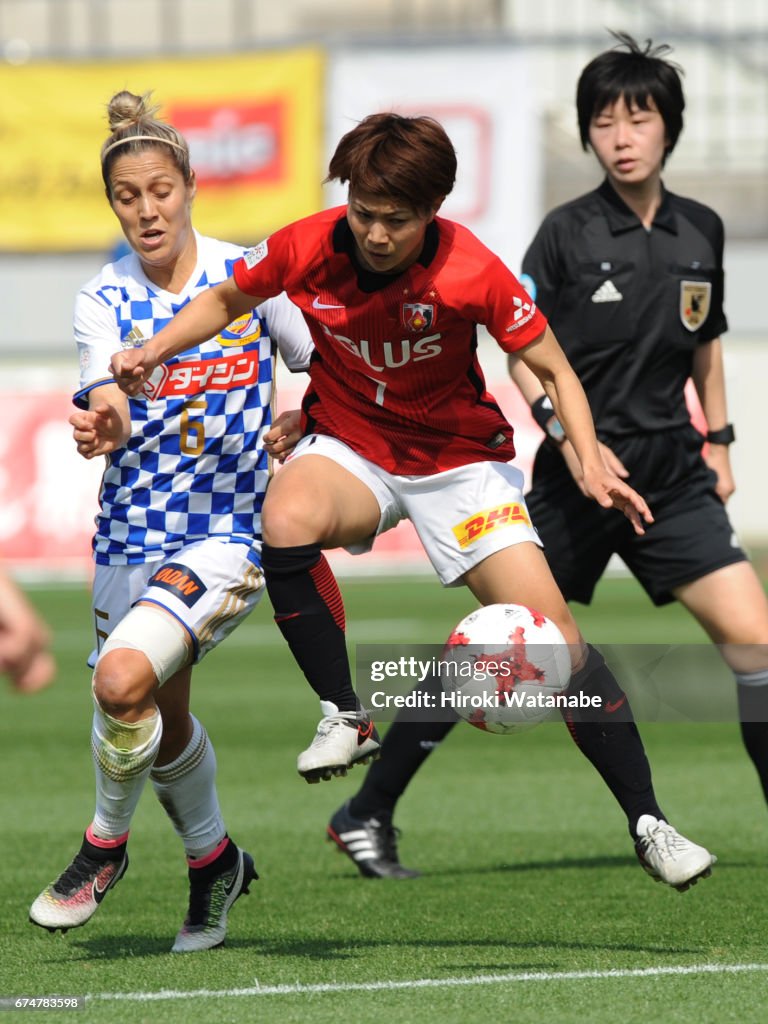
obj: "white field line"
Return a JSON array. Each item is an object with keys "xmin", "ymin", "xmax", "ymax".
[{"xmin": 91, "ymin": 962, "xmax": 768, "ymax": 1003}]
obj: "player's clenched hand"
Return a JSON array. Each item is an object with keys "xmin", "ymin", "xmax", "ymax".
[
  {"xmin": 263, "ymin": 409, "xmax": 303, "ymax": 463},
  {"xmin": 69, "ymin": 404, "xmax": 128, "ymax": 459},
  {"xmin": 581, "ymin": 464, "xmax": 654, "ymax": 536},
  {"xmin": 110, "ymin": 347, "xmax": 158, "ymax": 396}
]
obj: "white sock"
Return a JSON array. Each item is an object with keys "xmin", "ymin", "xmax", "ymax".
[
  {"xmin": 91, "ymin": 702, "xmax": 162, "ymax": 839},
  {"xmin": 150, "ymin": 715, "xmax": 225, "ymax": 860}
]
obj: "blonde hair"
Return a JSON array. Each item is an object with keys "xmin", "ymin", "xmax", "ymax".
[{"xmin": 101, "ymin": 90, "xmax": 192, "ymax": 191}]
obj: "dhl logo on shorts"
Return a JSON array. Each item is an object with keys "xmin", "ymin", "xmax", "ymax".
[
  {"xmin": 148, "ymin": 563, "xmax": 207, "ymax": 607},
  {"xmin": 452, "ymin": 503, "xmax": 531, "ymax": 549}
]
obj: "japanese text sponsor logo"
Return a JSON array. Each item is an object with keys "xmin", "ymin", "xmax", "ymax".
[
  {"xmin": 217, "ymin": 312, "xmax": 262, "ymax": 347},
  {"xmin": 148, "ymin": 563, "xmax": 207, "ymax": 607},
  {"xmin": 141, "ymin": 350, "xmax": 260, "ymax": 399},
  {"xmin": 402, "ymin": 303, "xmax": 436, "ymax": 332},
  {"xmin": 319, "ymin": 323, "xmax": 442, "ymax": 371},
  {"xmin": 505, "ymin": 294, "xmax": 537, "ymax": 333},
  {"xmin": 452, "ymin": 502, "xmax": 532, "ymax": 549},
  {"xmin": 243, "ymin": 240, "xmax": 268, "ymax": 269},
  {"xmin": 680, "ymin": 280, "xmax": 712, "ymax": 331}
]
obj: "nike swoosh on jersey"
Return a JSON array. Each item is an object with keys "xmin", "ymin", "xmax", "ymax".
[{"xmin": 312, "ymin": 296, "xmax": 345, "ymax": 309}]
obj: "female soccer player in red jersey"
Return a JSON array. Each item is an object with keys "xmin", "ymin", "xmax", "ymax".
[{"xmin": 112, "ymin": 111, "xmax": 714, "ymax": 890}]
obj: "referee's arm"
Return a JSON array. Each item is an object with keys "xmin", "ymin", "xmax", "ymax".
[{"xmin": 691, "ymin": 337, "xmax": 736, "ymax": 503}]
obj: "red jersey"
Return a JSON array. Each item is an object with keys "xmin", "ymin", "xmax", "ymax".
[{"xmin": 233, "ymin": 206, "xmax": 547, "ymax": 473}]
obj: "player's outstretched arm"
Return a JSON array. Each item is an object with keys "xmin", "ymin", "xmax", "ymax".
[
  {"xmin": 516, "ymin": 327, "xmax": 653, "ymax": 535},
  {"xmin": 110, "ymin": 277, "xmax": 264, "ymax": 395},
  {"xmin": 508, "ymin": 353, "xmax": 630, "ymax": 488}
]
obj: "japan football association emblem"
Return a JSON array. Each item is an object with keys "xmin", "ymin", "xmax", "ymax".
[
  {"xmin": 680, "ymin": 280, "xmax": 711, "ymax": 331},
  {"xmin": 402, "ymin": 303, "xmax": 436, "ymax": 332}
]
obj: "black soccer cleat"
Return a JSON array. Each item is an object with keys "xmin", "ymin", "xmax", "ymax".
[
  {"xmin": 172, "ymin": 842, "xmax": 258, "ymax": 953},
  {"xmin": 327, "ymin": 801, "xmax": 420, "ymax": 879}
]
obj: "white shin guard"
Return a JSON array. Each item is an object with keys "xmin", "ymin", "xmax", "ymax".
[{"xmin": 91, "ymin": 701, "xmax": 162, "ymax": 838}]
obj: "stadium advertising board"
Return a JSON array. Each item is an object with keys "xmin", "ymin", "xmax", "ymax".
[
  {"xmin": 326, "ymin": 46, "xmax": 542, "ymax": 274},
  {"xmin": 0, "ymin": 48, "xmax": 324, "ymax": 251}
]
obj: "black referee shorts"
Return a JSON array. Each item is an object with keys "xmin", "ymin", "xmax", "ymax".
[{"xmin": 526, "ymin": 425, "xmax": 747, "ymax": 607}]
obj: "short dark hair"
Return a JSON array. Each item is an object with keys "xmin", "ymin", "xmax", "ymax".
[
  {"xmin": 327, "ymin": 112, "xmax": 456, "ymax": 213},
  {"xmin": 576, "ymin": 32, "xmax": 685, "ymax": 158}
]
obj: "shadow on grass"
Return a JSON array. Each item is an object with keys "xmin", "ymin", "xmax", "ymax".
[
  {"xmin": 328, "ymin": 852, "xmax": 756, "ymax": 879},
  {"xmin": 327, "ymin": 853, "xmax": 671, "ymax": 878},
  {"xmin": 42, "ymin": 853, "xmax": 732, "ymax": 964},
  {"xmin": 65, "ymin": 929, "xmax": 700, "ymax": 963}
]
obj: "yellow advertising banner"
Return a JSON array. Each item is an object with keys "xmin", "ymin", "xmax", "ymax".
[{"xmin": 0, "ymin": 48, "xmax": 324, "ymax": 252}]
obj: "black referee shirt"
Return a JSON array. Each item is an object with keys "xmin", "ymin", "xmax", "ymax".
[{"xmin": 521, "ymin": 179, "xmax": 728, "ymax": 435}]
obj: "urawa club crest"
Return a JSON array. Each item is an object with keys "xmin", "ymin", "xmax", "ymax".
[{"xmin": 402, "ymin": 303, "xmax": 435, "ymax": 332}]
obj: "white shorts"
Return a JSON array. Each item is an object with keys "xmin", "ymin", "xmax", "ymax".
[
  {"xmin": 289, "ymin": 434, "xmax": 541, "ymax": 585},
  {"xmin": 89, "ymin": 538, "xmax": 265, "ymax": 666}
]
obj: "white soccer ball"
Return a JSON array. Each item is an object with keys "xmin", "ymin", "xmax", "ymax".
[{"xmin": 440, "ymin": 603, "xmax": 572, "ymax": 735}]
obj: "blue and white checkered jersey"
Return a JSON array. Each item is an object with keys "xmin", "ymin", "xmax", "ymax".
[{"xmin": 73, "ymin": 231, "xmax": 312, "ymax": 566}]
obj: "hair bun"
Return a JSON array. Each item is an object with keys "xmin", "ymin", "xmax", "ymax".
[{"xmin": 106, "ymin": 90, "xmax": 160, "ymax": 132}]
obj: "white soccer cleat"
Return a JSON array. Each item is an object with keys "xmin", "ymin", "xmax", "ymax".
[
  {"xmin": 29, "ymin": 838, "xmax": 128, "ymax": 933},
  {"xmin": 634, "ymin": 815, "xmax": 716, "ymax": 892},
  {"xmin": 297, "ymin": 700, "xmax": 381, "ymax": 783}
]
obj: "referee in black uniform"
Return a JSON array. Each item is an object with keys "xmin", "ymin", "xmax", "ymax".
[
  {"xmin": 325, "ymin": 32, "xmax": 768, "ymax": 881},
  {"xmin": 520, "ymin": 164, "xmax": 740, "ymax": 605}
]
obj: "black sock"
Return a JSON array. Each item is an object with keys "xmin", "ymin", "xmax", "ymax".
[
  {"xmin": 82, "ymin": 831, "xmax": 127, "ymax": 862},
  {"xmin": 262, "ymin": 542, "xmax": 357, "ymax": 712},
  {"xmin": 562, "ymin": 644, "xmax": 664, "ymax": 836},
  {"xmin": 737, "ymin": 683, "xmax": 768, "ymax": 806},
  {"xmin": 350, "ymin": 675, "xmax": 458, "ymax": 820},
  {"xmin": 188, "ymin": 836, "xmax": 238, "ymax": 880}
]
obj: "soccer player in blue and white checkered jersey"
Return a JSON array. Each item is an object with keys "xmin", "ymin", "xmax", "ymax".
[{"xmin": 29, "ymin": 90, "xmax": 312, "ymax": 952}]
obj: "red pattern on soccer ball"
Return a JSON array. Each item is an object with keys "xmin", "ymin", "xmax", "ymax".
[{"xmin": 471, "ymin": 625, "xmax": 546, "ymax": 699}]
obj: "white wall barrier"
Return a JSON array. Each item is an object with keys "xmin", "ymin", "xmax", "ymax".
[{"xmin": 2, "ymin": 337, "xmax": 763, "ymax": 583}]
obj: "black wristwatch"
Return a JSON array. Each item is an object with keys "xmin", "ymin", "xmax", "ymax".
[
  {"xmin": 706, "ymin": 424, "xmax": 735, "ymax": 446},
  {"xmin": 531, "ymin": 395, "xmax": 566, "ymax": 445}
]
